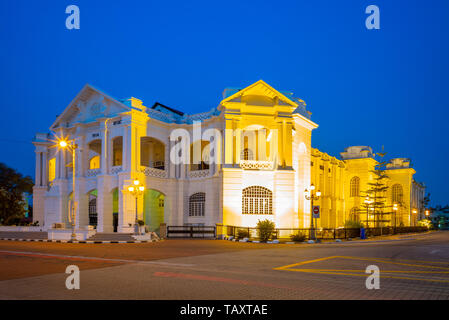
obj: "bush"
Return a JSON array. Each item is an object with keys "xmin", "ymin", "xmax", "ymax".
[
  {"xmin": 137, "ymin": 220, "xmax": 145, "ymax": 226},
  {"xmin": 290, "ymin": 233, "xmax": 306, "ymax": 242},
  {"xmin": 344, "ymin": 220, "xmax": 364, "ymax": 228},
  {"xmin": 257, "ymin": 219, "xmax": 275, "ymax": 242},
  {"xmin": 237, "ymin": 228, "xmax": 249, "ymax": 239}
]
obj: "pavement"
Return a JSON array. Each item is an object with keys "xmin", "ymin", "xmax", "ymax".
[{"xmin": 0, "ymin": 231, "xmax": 448, "ymax": 299}]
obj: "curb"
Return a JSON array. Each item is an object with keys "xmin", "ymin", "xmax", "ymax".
[{"xmin": 0, "ymin": 238, "xmax": 158, "ymax": 244}]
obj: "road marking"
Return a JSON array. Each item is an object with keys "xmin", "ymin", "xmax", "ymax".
[
  {"xmin": 0, "ymin": 250, "xmax": 194, "ymax": 267},
  {"xmin": 153, "ymin": 271, "xmax": 296, "ymax": 290},
  {"xmin": 274, "ymin": 256, "xmax": 449, "ymax": 284}
]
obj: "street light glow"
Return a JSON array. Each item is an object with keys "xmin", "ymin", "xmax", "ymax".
[
  {"xmin": 59, "ymin": 140, "xmax": 68, "ymax": 148},
  {"xmin": 139, "ymin": 186, "xmax": 145, "ymax": 191},
  {"xmin": 128, "ymin": 186, "xmax": 135, "ymax": 192},
  {"xmin": 316, "ymin": 191, "xmax": 321, "ymax": 197},
  {"xmin": 133, "ymin": 180, "xmax": 140, "ymax": 186}
]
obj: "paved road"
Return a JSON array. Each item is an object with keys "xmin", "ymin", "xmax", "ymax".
[{"xmin": 0, "ymin": 231, "xmax": 448, "ymax": 299}]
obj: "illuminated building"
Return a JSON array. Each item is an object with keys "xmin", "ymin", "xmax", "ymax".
[{"xmin": 32, "ymin": 80, "xmax": 425, "ymax": 232}]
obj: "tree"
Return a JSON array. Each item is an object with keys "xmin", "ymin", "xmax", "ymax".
[
  {"xmin": 257, "ymin": 219, "xmax": 275, "ymax": 242},
  {"xmin": 363, "ymin": 149, "xmax": 390, "ymax": 230},
  {"xmin": 0, "ymin": 163, "xmax": 33, "ymax": 225}
]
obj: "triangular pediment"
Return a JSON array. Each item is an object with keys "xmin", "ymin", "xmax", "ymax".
[
  {"xmin": 221, "ymin": 80, "xmax": 299, "ymax": 108},
  {"xmin": 51, "ymin": 84, "xmax": 132, "ymax": 130}
]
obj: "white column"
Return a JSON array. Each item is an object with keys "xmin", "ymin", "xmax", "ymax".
[
  {"xmin": 100, "ymin": 121, "xmax": 108, "ymax": 175},
  {"xmin": 42, "ymin": 151, "xmax": 48, "ymax": 186},
  {"xmin": 35, "ymin": 151, "xmax": 42, "ymax": 186}
]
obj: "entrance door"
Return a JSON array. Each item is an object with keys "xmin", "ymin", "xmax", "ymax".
[{"xmin": 113, "ymin": 212, "xmax": 118, "ymax": 232}]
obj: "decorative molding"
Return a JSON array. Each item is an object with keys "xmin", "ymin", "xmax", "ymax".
[{"xmin": 239, "ymin": 160, "xmax": 274, "ymax": 170}]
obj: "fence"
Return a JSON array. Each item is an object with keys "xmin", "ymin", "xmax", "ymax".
[
  {"xmin": 166, "ymin": 225, "xmax": 216, "ymax": 238},
  {"xmin": 216, "ymin": 225, "xmax": 428, "ymax": 241}
]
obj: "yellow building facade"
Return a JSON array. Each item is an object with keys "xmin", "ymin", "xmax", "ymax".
[{"xmin": 33, "ymin": 80, "xmax": 425, "ymax": 233}]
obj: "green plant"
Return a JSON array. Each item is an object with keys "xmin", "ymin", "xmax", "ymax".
[
  {"xmin": 290, "ymin": 233, "xmax": 306, "ymax": 242},
  {"xmin": 237, "ymin": 228, "xmax": 249, "ymax": 239},
  {"xmin": 137, "ymin": 220, "xmax": 145, "ymax": 226},
  {"xmin": 257, "ymin": 219, "xmax": 275, "ymax": 242},
  {"xmin": 344, "ymin": 220, "xmax": 364, "ymax": 228}
]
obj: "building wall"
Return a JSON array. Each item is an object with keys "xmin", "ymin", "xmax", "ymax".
[{"xmin": 32, "ymin": 82, "xmax": 424, "ymax": 233}]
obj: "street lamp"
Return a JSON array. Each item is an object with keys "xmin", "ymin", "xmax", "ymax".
[
  {"xmin": 57, "ymin": 138, "xmax": 78, "ymax": 241},
  {"xmin": 127, "ymin": 179, "xmax": 145, "ymax": 235},
  {"xmin": 364, "ymin": 196, "xmax": 373, "ymax": 228},
  {"xmin": 412, "ymin": 209, "xmax": 417, "ymax": 227},
  {"xmin": 393, "ymin": 203, "xmax": 398, "ymax": 230},
  {"xmin": 425, "ymin": 209, "xmax": 430, "ymax": 221},
  {"xmin": 304, "ymin": 184, "xmax": 321, "ymax": 240}
]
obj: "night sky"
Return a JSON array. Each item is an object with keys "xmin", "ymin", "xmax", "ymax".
[{"xmin": 0, "ymin": 0, "xmax": 448, "ymax": 205}]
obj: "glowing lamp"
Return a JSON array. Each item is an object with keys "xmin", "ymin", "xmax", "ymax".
[
  {"xmin": 316, "ymin": 191, "xmax": 321, "ymax": 197},
  {"xmin": 310, "ymin": 185, "xmax": 315, "ymax": 191},
  {"xmin": 59, "ymin": 140, "xmax": 68, "ymax": 148},
  {"xmin": 128, "ymin": 186, "xmax": 134, "ymax": 192},
  {"xmin": 139, "ymin": 186, "xmax": 145, "ymax": 192},
  {"xmin": 133, "ymin": 180, "xmax": 140, "ymax": 186}
]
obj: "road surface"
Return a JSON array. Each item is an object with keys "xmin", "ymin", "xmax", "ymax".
[{"xmin": 0, "ymin": 231, "xmax": 448, "ymax": 299}]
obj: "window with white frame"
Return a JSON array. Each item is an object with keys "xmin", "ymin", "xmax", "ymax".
[
  {"xmin": 189, "ymin": 192, "xmax": 205, "ymax": 217},
  {"xmin": 242, "ymin": 186, "xmax": 273, "ymax": 214}
]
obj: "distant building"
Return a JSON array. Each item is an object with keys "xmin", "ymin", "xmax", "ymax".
[{"xmin": 32, "ymin": 80, "xmax": 425, "ymax": 232}]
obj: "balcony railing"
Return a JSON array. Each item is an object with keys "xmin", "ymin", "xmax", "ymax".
[
  {"xmin": 140, "ymin": 165, "xmax": 167, "ymax": 178},
  {"xmin": 188, "ymin": 169, "xmax": 210, "ymax": 179},
  {"xmin": 110, "ymin": 166, "xmax": 123, "ymax": 175},
  {"xmin": 239, "ymin": 160, "xmax": 274, "ymax": 170},
  {"xmin": 86, "ymin": 168, "xmax": 101, "ymax": 177}
]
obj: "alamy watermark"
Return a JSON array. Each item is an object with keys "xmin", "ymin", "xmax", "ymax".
[
  {"xmin": 365, "ymin": 265, "xmax": 380, "ymax": 289},
  {"xmin": 65, "ymin": 265, "xmax": 80, "ymax": 290},
  {"xmin": 365, "ymin": 5, "xmax": 380, "ymax": 30},
  {"xmin": 66, "ymin": 5, "xmax": 80, "ymax": 30}
]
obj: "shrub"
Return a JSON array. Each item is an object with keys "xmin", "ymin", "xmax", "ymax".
[
  {"xmin": 237, "ymin": 228, "xmax": 249, "ymax": 239},
  {"xmin": 344, "ymin": 220, "xmax": 364, "ymax": 229},
  {"xmin": 290, "ymin": 233, "xmax": 306, "ymax": 242},
  {"xmin": 257, "ymin": 219, "xmax": 275, "ymax": 242}
]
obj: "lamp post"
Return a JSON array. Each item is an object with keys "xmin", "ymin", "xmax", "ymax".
[
  {"xmin": 425, "ymin": 209, "xmax": 430, "ymax": 221},
  {"xmin": 304, "ymin": 184, "xmax": 321, "ymax": 241},
  {"xmin": 127, "ymin": 179, "xmax": 145, "ymax": 235},
  {"xmin": 58, "ymin": 138, "xmax": 78, "ymax": 241},
  {"xmin": 364, "ymin": 196, "xmax": 373, "ymax": 228},
  {"xmin": 412, "ymin": 209, "xmax": 417, "ymax": 227},
  {"xmin": 393, "ymin": 203, "xmax": 398, "ymax": 232}
]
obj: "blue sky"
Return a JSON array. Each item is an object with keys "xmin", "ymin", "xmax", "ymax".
[{"xmin": 0, "ymin": 0, "xmax": 448, "ymax": 205}]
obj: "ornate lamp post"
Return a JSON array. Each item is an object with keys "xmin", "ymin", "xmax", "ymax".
[
  {"xmin": 393, "ymin": 203, "xmax": 398, "ymax": 231},
  {"xmin": 127, "ymin": 179, "xmax": 145, "ymax": 235},
  {"xmin": 412, "ymin": 209, "xmax": 417, "ymax": 227},
  {"xmin": 58, "ymin": 138, "xmax": 78, "ymax": 241},
  {"xmin": 304, "ymin": 184, "xmax": 321, "ymax": 240},
  {"xmin": 364, "ymin": 196, "xmax": 373, "ymax": 228}
]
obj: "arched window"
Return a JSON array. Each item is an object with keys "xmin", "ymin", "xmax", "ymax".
[
  {"xmin": 350, "ymin": 176, "xmax": 360, "ymax": 197},
  {"xmin": 89, "ymin": 156, "xmax": 100, "ymax": 170},
  {"xmin": 350, "ymin": 207, "xmax": 359, "ymax": 222},
  {"xmin": 242, "ymin": 186, "xmax": 273, "ymax": 214},
  {"xmin": 241, "ymin": 148, "xmax": 253, "ymax": 161},
  {"xmin": 189, "ymin": 193, "xmax": 205, "ymax": 217},
  {"xmin": 392, "ymin": 184, "xmax": 403, "ymax": 203}
]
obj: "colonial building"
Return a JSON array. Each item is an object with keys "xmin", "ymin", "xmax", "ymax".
[{"xmin": 32, "ymin": 80, "xmax": 426, "ymax": 233}]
